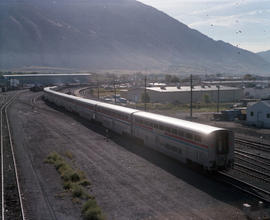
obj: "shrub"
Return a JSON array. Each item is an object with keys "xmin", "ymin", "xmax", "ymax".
[
  {"xmin": 71, "ymin": 184, "xmax": 84, "ymax": 198},
  {"xmin": 61, "ymin": 168, "xmax": 74, "ymax": 181},
  {"xmin": 71, "ymin": 172, "xmax": 80, "ymax": 182},
  {"xmin": 79, "ymin": 179, "xmax": 91, "ymax": 187},
  {"xmin": 82, "ymin": 200, "xmax": 104, "ymax": 220},
  {"xmin": 45, "ymin": 152, "xmax": 103, "ymax": 219},
  {"xmin": 63, "ymin": 181, "xmax": 72, "ymax": 190},
  {"xmin": 83, "ymin": 207, "xmax": 104, "ymax": 220},
  {"xmin": 65, "ymin": 151, "xmax": 73, "ymax": 159},
  {"xmin": 44, "ymin": 152, "xmax": 61, "ymax": 164}
]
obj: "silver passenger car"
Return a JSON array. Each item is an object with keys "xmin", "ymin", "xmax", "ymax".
[{"xmin": 44, "ymin": 87, "xmax": 234, "ymax": 171}]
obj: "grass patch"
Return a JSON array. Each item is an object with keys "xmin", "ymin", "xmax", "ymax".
[
  {"xmin": 45, "ymin": 152, "xmax": 105, "ymax": 219},
  {"xmin": 92, "ymin": 88, "xmax": 121, "ymax": 99}
]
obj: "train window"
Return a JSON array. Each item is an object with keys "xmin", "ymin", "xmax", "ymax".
[
  {"xmin": 154, "ymin": 123, "xmax": 158, "ymax": 129},
  {"xmin": 185, "ymin": 132, "xmax": 192, "ymax": 140},
  {"xmin": 267, "ymin": 113, "xmax": 270, "ymax": 118},
  {"xmin": 178, "ymin": 130, "xmax": 183, "ymax": 136},
  {"xmin": 194, "ymin": 135, "xmax": 202, "ymax": 142},
  {"xmin": 159, "ymin": 124, "xmax": 164, "ymax": 130},
  {"xmin": 172, "ymin": 128, "xmax": 177, "ymax": 135},
  {"xmin": 165, "ymin": 127, "xmax": 171, "ymax": 133},
  {"xmin": 250, "ymin": 111, "xmax": 254, "ymax": 116}
]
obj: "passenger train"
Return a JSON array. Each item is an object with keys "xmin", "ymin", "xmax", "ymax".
[{"xmin": 43, "ymin": 87, "xmax": 234, "ymax": 171}]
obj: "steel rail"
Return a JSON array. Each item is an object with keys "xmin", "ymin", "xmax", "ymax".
[
  {"xmin": 235, "ymin": 149, "xmax": 270, "ymax": 165},
  {"xmin": 233, "ymin": 167, "xmax": 269, "ymax": 183},
  {"xmin": 235, "ymin": 138, "xmax": 270, "ymax": 152},
  {"xmin": 235, "ymin": 154, "xmax": 270, "ymax": 169},
  {"xmin": 218, "ymin": 171, "xmax": 270, "ymax": 203},
  {"xmin": 236, "ymin": 138, "xmax": 270, "ymax": 147},
  {"xmin": 234, "ymin": 163, "xmax": 270, "ymax": 179},
  {"xmin": 1, "ymin": 93, "xmax": 25, "ymax": 220}
]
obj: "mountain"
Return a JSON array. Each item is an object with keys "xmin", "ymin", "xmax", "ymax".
[
  {"xmin": 1, "ymin": 0, "xmax": 270, "ymax": 74},
  {"xmin": 258, "ymin": 50, "xmax": 270, "ymax": 64}
]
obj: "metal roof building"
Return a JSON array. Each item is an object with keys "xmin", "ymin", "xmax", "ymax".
[
  {"xmin": 121, "ymin": 85, "xmax": 243, "ymax": 104},
  {"xmin": 3, "ymin": 73, "xmax": 91, "ymax": 87}
]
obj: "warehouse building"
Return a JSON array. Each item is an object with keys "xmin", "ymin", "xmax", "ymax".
[
  {"xmin": 3, "ymin": 73, "xmax": 91, "ymax": 87},
  {"xmin": 120, "ymin": 85, "xmax": 243, "ymax": 104},
  {"xmin": 246, "ymin": 100, "xmax": 270, "ymax": 128}
]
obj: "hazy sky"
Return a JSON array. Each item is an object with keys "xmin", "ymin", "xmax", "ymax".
[{"xmin": 139, "ymin": 0, "xmax": 270, "ymax": 53}]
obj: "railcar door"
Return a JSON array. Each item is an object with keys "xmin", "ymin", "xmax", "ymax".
[{"xmin": 215, "ymin": 131, "xmax": 229, "ymax": 168}]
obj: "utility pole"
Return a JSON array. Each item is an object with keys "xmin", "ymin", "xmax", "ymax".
[
  {"xmin": 190, "ymin": 74, "xmax": 193, "ymax": 119},
  {"xmin": 113, "ymin": 80, "xmax": 116, "ymax": 104},
  {"xmin": 144, "ymin": 75, "xmax": 147, "ymax": 111},
  {"xmin": 217, "ymin": 85, "xmax": 220, "ymax": 112},
  {"xmin": 97, "ymin": 81, "xmax": 100, "ymax": 100}
]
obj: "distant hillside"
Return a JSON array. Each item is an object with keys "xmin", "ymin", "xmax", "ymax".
[
  {"xmin": 258, "ymin": 50, "xmax": 270, "ymax": 64},
  {"xmin": 1, "ymin": 0, "xmax": 270, "ymax": 74}
]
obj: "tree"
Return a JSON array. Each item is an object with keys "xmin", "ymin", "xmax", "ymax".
[
  {"xmin": 203, "ymin": 93, "xmax": 211, "ymax": 103},
  {"xmin": 141, "ymin": 92, "xmax": 150, "ymax": 103},
  {"xmin": 243, "ymin": 74, "xmax": 254, "ymax": 80},
  {"xmin": 165, "ymin": 74, "xmax": 172, "ymax": 83},
  {"xmin": 171, "ymin": 75, "xmax": 180, "ymax": 83}
]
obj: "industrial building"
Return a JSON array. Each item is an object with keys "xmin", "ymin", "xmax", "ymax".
[
  {"xmin": 3, "ymin": 73, "xmax": 91, "ymax": 87},
  {"xmin": 202, "ymin": 80, "xmax": 270, "ymax": 88},
  {"xmin": 246, "ymin": 100, "xmax": 270, "ymax": 128},
  {"xmin": 120, "ymin": 85, "xmax": 243, "ymax": 104}
]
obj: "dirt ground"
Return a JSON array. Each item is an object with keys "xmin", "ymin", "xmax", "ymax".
[{"xmin": 8, "ymin": 91, "xmax": 252, "ymax": 220}]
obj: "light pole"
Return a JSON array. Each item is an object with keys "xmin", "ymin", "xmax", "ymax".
[
  {"xmin": 113, "ymin": 80, "xmax": 116, "ymax": 104},
  {"xmin": 144, "ymin": 75, "xmax": 147, "ymax": 111},
  {"xmin": 97, "ymin": 81, "xmax": 100, "ymax": 100},
  {"xmin": 190, "ymin": 74, "xmax": 193, "ymax": 119},
  {"xmin": 217, "ymin": 85, "xmax": 220, "ymax": 113}
]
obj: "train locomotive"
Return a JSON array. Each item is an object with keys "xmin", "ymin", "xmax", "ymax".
[{"xmin": 43, "ymin": 87, "xmax": 234, "ymax": 171}]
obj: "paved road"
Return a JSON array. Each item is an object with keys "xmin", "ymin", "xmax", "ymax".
[{"xmin": 8, "ymin": 91, "xmax": 248, "ymax": 220}]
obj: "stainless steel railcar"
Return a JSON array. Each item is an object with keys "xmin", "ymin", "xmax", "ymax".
[{"xmin": 43, "ymin": 87, "xmax": 234, "ymax": 171}]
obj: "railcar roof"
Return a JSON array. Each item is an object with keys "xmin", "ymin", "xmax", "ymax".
[
  {"xmin": 134, "ymin": 111, "xmax": 224, "ymax": 134},
  {"xmin": 45, "ymin": 87, "xmax": 137, "ymax": 114},
  {"xmin": 96, "ymin": 102, "xmax": 138, "ymax": 114},
  {"xmin": 45, "ymin": 87, "xmax": 225, "ymax": 134},
  {"xmin": 45, "ymin": 87, "xmax": 99, "ymax": 105}
]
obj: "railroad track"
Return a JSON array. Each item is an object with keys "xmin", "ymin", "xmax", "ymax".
[
  {"xmin": 0, "ymin": 93, "xmax": 25, "ymax": 220},
  {"xmin": 232, "ymin": 149, "xmax": 270, "ymax": 193},
  {"xmin": 235, "ymin": 149, "xmax": 270, "ymax": 173},
  {"xmin": 217, "ymin": 171, "xmax": 270, "ymax": 203},
  {"xmin": 235, "ymin": 138, "xmax": 270, "ymax": 153},
  {"xmin": 235, "ymin": 149, "xmax": 270, "ymax": 165}
]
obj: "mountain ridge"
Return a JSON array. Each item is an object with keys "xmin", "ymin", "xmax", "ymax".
[
  {"xmin": 0, "ymin": 0, "xmax": 269, "ymax": 74},
  {"xmin": 258, "ymin": 50, "xmax": 270, "ymax": 64}
]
